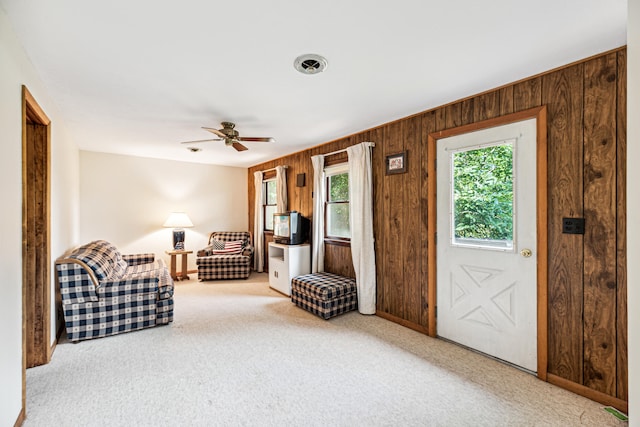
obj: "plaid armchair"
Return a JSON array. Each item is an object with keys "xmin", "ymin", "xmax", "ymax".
[
  {"xmin": 196, "ymin": 231, "xmax": 253, "ymax": 280},
  {"xmin": 55, "ymin": 240, "xmax": 174, "ymax": 342}
]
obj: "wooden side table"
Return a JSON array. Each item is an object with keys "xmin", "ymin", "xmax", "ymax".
[{"xmin": 165, "ymin": 250, "xmax": 193, "ymax": 281}]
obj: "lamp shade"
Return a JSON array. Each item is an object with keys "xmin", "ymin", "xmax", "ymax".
[{"xmin": 163, "ymin": 212, "xmax": 194, "ymax": 228}]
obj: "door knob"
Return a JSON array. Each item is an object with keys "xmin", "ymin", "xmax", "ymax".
[{"xmin": 520, "ymin": 248, "xmax": 532, "ymax": 258}]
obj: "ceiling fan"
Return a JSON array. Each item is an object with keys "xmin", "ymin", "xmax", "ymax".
[{"xmin": 181, "ymin": 121, "xmax": 275, "ymax": 152}]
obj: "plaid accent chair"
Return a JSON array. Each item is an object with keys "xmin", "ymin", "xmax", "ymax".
[
  {"xmin": 196, "ymin": 231, "xmax": 253, "ymax": 280},
  {"xmin": 55, "ymin": 240, "xmax": 174, "ymax": 342}
]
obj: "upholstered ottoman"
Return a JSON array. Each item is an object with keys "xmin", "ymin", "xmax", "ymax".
[{"xmin": 291, "ymin": 272, "xmax": 358, "ymax": 320}]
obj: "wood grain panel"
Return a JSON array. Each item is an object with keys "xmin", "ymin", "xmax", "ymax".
[
  {"xmin": 461, "ymin": 98, "xmax": 474, "ymax": 125},
  {"xmin": 25, "ymin": 123, "xmax": 49, "ymax": 368},
  {"xmin": 324, "ymin": 243, "xmax": 355, "ymax": 278},
  {"xmin": 298, "ymin": 152, "xmax": 313, "ymax": 217},
  {"xmin": 422, "ymin": 108, "xmax": 448, "ymax": 337},
  {"xmin": 514, "ymin": 76, "xmax": 542, "ymax": 111},
  {"xmin": 403, "ymin": 115, "xmax": 421, "ymax": 324},
  {"xmin": 25, "ymin": 124, "xmax": 39, "ymax": 368},
  {"xmin": 542, "ymin": 63, "xmax": 584, "ymax": 384},
  {"xmin": 582, "ymin": 53, "xmax": 617, "ymax": 395},
  {"xmin": 615, "ymin": 50, "xmax": 628, "ymax": 401},
  {"xmin": 499, "ymin": 85, "xmax": 514, "ymax": 116},
  {"xmin": 473, "ymin": 91, "xmax": 500, "ymax": 121},
  {"xmin": 420, "ymin": 111, "xmax": 436, "ymax": 327},
  {"xmin": 35, "ymin": 124, "xmax": 48, "ymax": 362},
  {"xmin": 383, "ymin": 121, "xmax": 405, "ymax": 317},
  {"xmin": 445, "ymin": 102, "xmax": 462, "ymax": 129},
  {"xmin": 369, "ymin": 127, "xmax": 386, "ymax": 311}
]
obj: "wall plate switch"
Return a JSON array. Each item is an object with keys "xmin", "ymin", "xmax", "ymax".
[{"xmin": 562, "ymin": 217, "xmax": 585, "ymax": 234}]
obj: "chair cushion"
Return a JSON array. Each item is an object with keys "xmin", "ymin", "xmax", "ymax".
[
  {"xmin": 210, "ymin": 232, "xmax": 251, "ymax": 245},
  {"xmin": 196, "ymin": 253, "xmax": 251, "ymax": 267},
  {"xmin": 123, "ymin": 259, "xmax": 174, "ymax": 299},
  {"xmin": 69, "ymin": 240, "xmax": 122, "ymax": 280}
]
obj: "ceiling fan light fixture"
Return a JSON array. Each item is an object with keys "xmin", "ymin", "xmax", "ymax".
[
  {"xmin": 294, "ymin": 54, "xmax": 328, "ymax": 75},
  {"xmin": 180, "ymin": 122, "xmax": 273, "ymax": 152}
]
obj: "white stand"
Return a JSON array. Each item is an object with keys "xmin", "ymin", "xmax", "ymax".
[{"xmin": 268, "ymin": 242, "xmax": 311, "ymax": 296}]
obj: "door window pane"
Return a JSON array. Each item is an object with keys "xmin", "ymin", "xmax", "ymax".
[{"xmin": 451, "ymin": 141, "xmax": 514, "ymax": 250}]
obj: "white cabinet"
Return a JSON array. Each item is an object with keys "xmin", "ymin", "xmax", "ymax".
[{"xmin": 268, "ymin": 242, "xmax": 310, "ymax": 296}]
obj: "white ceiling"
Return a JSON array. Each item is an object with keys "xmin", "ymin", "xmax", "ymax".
[{"xmin": 1, "ymin": 1, "xmax": 627, "ymax": 168}]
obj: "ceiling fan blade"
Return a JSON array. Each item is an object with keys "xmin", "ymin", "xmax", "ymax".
[
  {"xmin": 232, "ymin": 142, "xmax": 248, "ymax": 152},
  {"xmin": 180, "ymin": 138, "xmax": 222, "ymax": 144},
  {"xmin": 202, "ymin": 127, "xmax": 227, "ymax": 138},
  {"xmin": 238, "ymin": 136, "xmax": 275, "ymax": 143}
]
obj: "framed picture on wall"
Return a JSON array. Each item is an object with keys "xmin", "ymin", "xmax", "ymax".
[{"xmin": 386, "ymin": 151, "xmax": 407, "ymax": 175}]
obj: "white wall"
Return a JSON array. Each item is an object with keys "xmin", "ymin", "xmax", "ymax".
[
  {"xmin": 628, "ymin": 2, "xmax": 638, "ymax": 425},
  {"xmin": 0, "ymin": 6, "xmax": 80, "ymax": 426},
  {"xmin": 79, "ymin": 151, "xmax": 248, "ymax": 272}
]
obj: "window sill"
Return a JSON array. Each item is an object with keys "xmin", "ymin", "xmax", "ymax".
[{"xmin": 324, "ymin": 237, "xmax": 351, "ymax": 247}]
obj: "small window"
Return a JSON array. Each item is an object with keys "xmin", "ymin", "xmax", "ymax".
[
  {"xmin": 264, "ymin": 180, "xmax": 277, "ymax": 231},
  {"xmin": 451, "ymin": 140, "xmax": 514, "ymax": 251},
  {"xmin": 325, "ymin": 164, "xmax": 350, "ymax": 240}
]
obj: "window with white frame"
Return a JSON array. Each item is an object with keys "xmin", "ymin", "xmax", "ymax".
[
  {"xmin": 325, "ymin": 163, "xmax": 350, "ymax": 240},
  {"xmin": 263, "ymin": 179, "xmax": 277, "ymax": 231}
]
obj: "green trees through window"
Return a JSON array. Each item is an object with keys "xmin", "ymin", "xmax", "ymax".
[
  {"xmin": 327, "ymin": 171, "xmax": 350, "ymax": 239},
  {"xmin": 452, "ymin": 143, "xmax": 514, "ymax": 244},
  {"xmin": 264, "ymin": 180, "xmax": 277, "ymax": 231}
]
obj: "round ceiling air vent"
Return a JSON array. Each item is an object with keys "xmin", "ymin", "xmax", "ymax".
[{"xmin": 294, "ymin": 54, "xmax": 328, "ymax": 75}]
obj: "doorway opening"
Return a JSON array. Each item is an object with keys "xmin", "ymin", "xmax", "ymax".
[{"xmin": 22, "ymin": 86, "xmax": 52, "ymax": 409}]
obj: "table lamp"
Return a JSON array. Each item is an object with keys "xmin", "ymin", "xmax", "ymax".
[{"xmin": 163, "ymin": 212, "xmax": 194, "ymax": 250}]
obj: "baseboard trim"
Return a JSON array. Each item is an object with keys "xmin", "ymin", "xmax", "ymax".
[
  {"xmin": 546, "ymin": 373, "xmax": 627, "ymax": 414},
  {"xmin": 14, "ymin": 407, "xmax": 25, "ymax": 427},
  {"xmin": 375, "ymin": 311, "xmax": 430, "ymax": 335}
]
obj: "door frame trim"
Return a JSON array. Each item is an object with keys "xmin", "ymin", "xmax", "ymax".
[
  {"xmin": 427, "ymin": 106, "xmax": 548, "ymax": 380},
  {"xmin": 21, "ymin": 85, "xmax": 52, "ymax": 409}
]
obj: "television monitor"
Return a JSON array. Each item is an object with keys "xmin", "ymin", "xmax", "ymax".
[{"xmin": 273, "ymin": 211, "xmax": 309, "ymax": 245}]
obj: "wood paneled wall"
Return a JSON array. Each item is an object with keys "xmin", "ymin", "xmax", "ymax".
[{"xmin": 248, "ymin": 48, "xmax": 627, "ymax": 407}]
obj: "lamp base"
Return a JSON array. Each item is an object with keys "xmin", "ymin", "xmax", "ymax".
[{"xmin": 173, "ymin": 229, "xmax": 185, "ymax": 250}]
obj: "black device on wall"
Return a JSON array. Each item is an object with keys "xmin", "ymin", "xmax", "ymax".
[
  {"xmin": 296, "ymin": 173, "xmax": 306, "ymax": 187},
  {"xmin": 273, "ymin": 211, "xmax": 310, "ymax": 245},
  {"xmin": 562, "ymin": 217, "xmax": 585, "ymax": 234}
]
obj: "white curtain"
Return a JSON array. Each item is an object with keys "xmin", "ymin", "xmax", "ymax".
[
  {"xmin": 347, "ymin": 142, "xmax": 376, "ymax": 314},
  {"xmin": 275, "ymin": 165, "xmax": 288, "ymax": 212},
  {"xmin": 253, "ymin": 171, "xmax": 264, "ymax": 272},
  {"xmin": 311, "ymin": 155, "xmax": 325, "ymax": 273}
]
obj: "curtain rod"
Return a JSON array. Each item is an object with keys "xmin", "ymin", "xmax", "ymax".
[
  {"xmin": 261, "ymin": 165, "xmax": 288, "ymax": 173},
  {"xmin": 324, "ymin": 142, "xmax": 376, "ymax": 157}
]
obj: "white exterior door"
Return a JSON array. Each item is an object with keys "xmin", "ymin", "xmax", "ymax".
[{"xmin": 436, "ymin": 118, "xmax": 537, "ymax": 372}]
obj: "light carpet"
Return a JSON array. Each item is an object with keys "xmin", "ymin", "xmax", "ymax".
[{"xmin": 24, "ymin": 273, "xmax": 625, "ymax": 426}]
